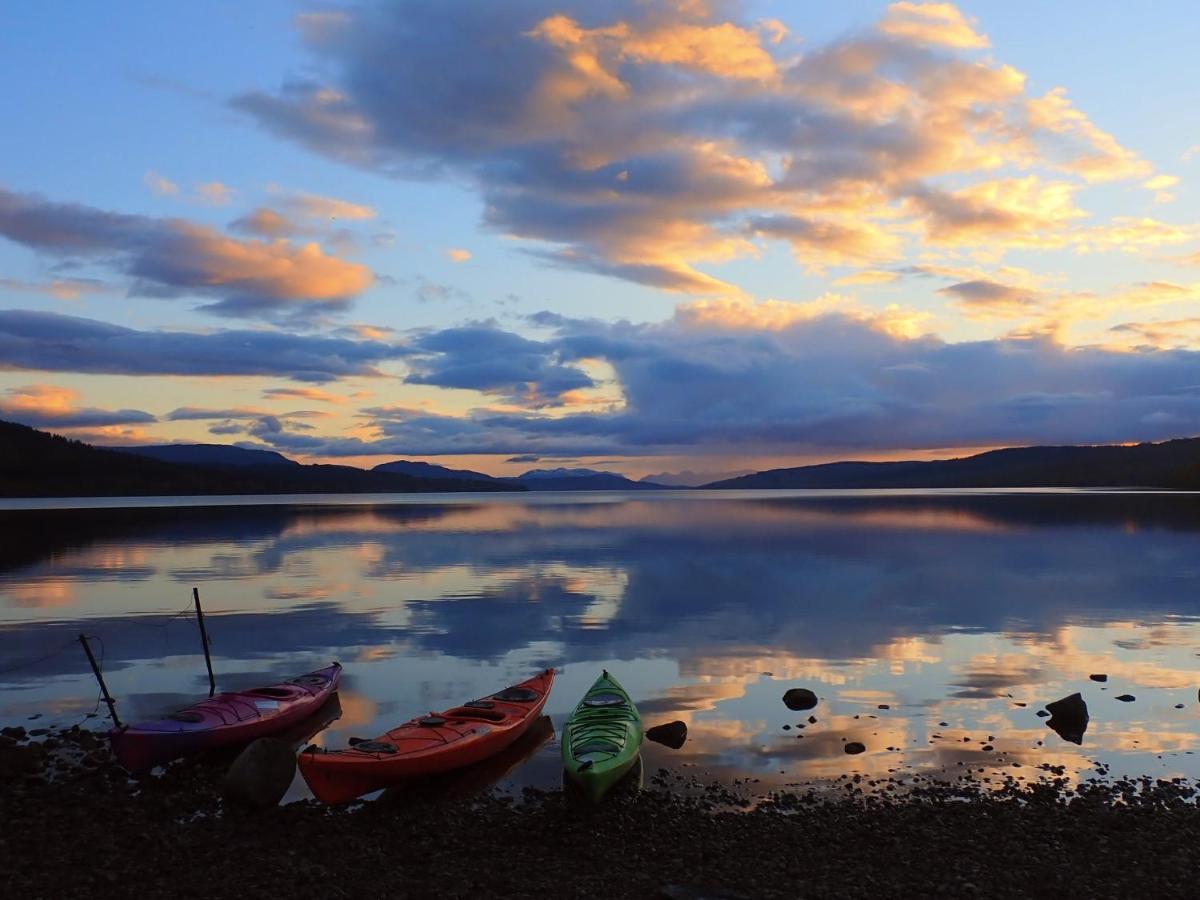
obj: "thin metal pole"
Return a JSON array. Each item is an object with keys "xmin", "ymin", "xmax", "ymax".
[
  {"xmin": 192, "ymin": 586, "xmax": 216, "ymax": 697},
  {"xmin": 78, "ymin": 634, "xmax": 121, "ymax": 729}
]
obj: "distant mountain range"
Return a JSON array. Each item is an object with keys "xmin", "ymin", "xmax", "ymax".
[
  {"xmin": 3, "ymin": 418, "xmax": 1198, "ymax": 498},
  {"xmin": 373, "ymin": 461, "xmax": 670, "ymax": 491},
  {"xmin": 704, "ymin": 439, "xmax": 1200, "ymax": 490},
  {"xmin": 0, "ymin": 421, "xmax": 521, "ymax": 498}
]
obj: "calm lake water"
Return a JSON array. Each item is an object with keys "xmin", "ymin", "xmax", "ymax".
[{"xmin": 3, "ymin": 490, "xmax": 1200, "ymax": 801}]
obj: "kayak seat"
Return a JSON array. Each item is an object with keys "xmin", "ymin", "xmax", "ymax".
[
  {"xmin": 290, "ymin": 674, "xmax": 329, "ymax": 687},
  {"xmin": 247, "ymin": 687, "xmax": 294, "ymax": 699},
  {"xmin": 464, "ymin": 700, "xmax": 495, "ymax": 709},
  {"xmin": 444, "ymin": 706, "xmax": 507, "ymax": 722},
  {"xmin": 349, "ymin": 740, "xmax": 397, "ymax": 754},
  {"xmin": 167, "ymin": 711, "xmax": 205, "ymax": 723},
  {"xmin": 493, "ymin": 687, "xmax": 539, "ymax": 703},
  {"xmin": 582, "ymin": 692, "xmax": 627, "ymax": 708}
]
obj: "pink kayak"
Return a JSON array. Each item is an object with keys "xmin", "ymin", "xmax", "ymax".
[{"xmin": 109, "ymin": 662, "xmax": 341, "ymax": 773}]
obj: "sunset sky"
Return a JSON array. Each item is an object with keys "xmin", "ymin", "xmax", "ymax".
[{"xmin": 2, "ymin": 1, "xmax": 1198, "ymax": 480}]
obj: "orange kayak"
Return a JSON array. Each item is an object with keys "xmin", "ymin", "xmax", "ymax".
[{"xmin": 298, "ymin": 669, "xmax": 555, "ymax": 804}]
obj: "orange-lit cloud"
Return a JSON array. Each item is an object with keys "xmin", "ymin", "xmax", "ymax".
[
  {"xmin": 446, "ymin": 248, "xmax": 472, "ymax": 262},
  {"xmin": 878, "ymin": 1, "xmax": 989, "ymax": 49}
]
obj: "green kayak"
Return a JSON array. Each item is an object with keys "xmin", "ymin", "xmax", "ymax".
[{"xmin": 561, "ymin": 670, "xmax": 643, "ymax": 802}]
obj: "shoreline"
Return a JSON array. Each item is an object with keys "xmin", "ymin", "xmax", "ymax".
[{"xmin": 5, "ymin": 726, "xmax": 1199, "ymax": 898}]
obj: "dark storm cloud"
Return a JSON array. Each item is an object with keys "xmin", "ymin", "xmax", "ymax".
[
  {"xmin": 404, "ymin": 325, "xmax": 594, "ymax": 405},
  {"xmin": 0, "ymin": 309, "xmax": 404, "ymax": 382},
  {"xmin": 238, "ymin": 310, "xmax": 1200, "ymax": 457}
]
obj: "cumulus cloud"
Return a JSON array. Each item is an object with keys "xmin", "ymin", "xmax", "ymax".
[
  {"xmin": 0, "ymin": 384, "xmax": 155, "ymax": 429},
  {"xmin": 233, "ymin": 0, "xmax": 1168, "ymax": 294},
  {"xmin": 0, "ymin": 187, "xmax": 372, "ymax": 320},
  {"xmin": 195, "ymin": 182, "xmax": 236, "ymax": 206},
  {"xmin": 143, "ymin": 170, "xmax": 180, "ymax": 196},
  {"xmin": 273, "ymin": 189, "xmax": 376, "ymax": 221},
  {"xmin": 0, "ymin": 309, "xmax": 405, "ymax": 382}
]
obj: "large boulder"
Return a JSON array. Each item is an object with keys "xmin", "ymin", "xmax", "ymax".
[
  {"xmin": 646, "ymin": 721, "xmax": 688, "ymax": 749},
  {"xmin": 222, "ymin": 738, "xmax": 296, "ymax": 808},
  {"xmin": 782, "ymin": 688, "xmax": 818, "ymax": 711},
  {"xmin": 1044, "ymin": 693, "xmax": 1089, "ymax": 745}
]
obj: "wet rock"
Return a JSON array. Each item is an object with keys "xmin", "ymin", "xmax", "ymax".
[
  {"xmin": 1090, "ymin": 674, "xmax": 1108, "ymax": 682},
  {"xmin": 808, "ymin": 715, "xmax": 817, "ymax": 724},
  {"xmin": 781, "ymin": 725, "xmax": 791, "ymax": 731},
  {"xmin": 222, "ymin": 738, "xmax": 296, "ymax": 809},
  {"xmin": 782, "ymin": 688, "xmax": 818, "ymax": 711},
  {"xmin": 1115, "ymin": 695, "xmax": 1136, "ymax": 703},
  {"xmin": 1045, "ymin": 693, "xmax": 1089, "ymax": 745},
  {"xmin": 1175, "ymin": 704, "xmax": 1185, "ymax": 709},
  {"xmin": 1036, "ymin": 710, "xmax": 1049, "ymax": 718},
  {"xmin": 845, "ymin": 742, "xmax": 866, "ymax": 755},
  {"xmin": 1, "ymin": 726, "xmax": 26, "ymax": 741},
  {"xmin": 878, "ymin": 704, "xmax": 890, "ymax": 710},
  {"xmin": 646, "ymin": 721, "xmax": 688, "ymax": 750}
]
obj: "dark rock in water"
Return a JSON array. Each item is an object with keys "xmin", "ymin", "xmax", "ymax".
[
  {"xmin": 982, "ymin": 745, "xmax": 994, "ymax": 752},
  {"xmin": 1036, "ymin": 710, "xmax": 1049, "ymax": 718},
  {"xmin": 222, "ymin": 738, "xmax": 296, "ymax": 809},
  {"xmin": 782, "ymin": 688, "xmax": 818, "ymax": 711},
  {"xmin": 808, "ymin": 715, "xmax": 818, "ymax": 724},
  {"xmin": 1115, "ymin": 695, "xmax": 1136, "ymax": 703},
  {"xmin": 1045, "ymin": 693, "xmax": 1089, "ymax": 745},
  {"xmin": 781, "ymin": 724, "xmax": 791, "ymax": 731},
  {"xmin": 1089, "ymin": 674, "xmax": 1108, "ymax": 682},
  {"xmin": 878, "ymin": 704, "xmax": 890, "ymax": 710},
  {"xmin": 1176, "ymin": 704, "xmax": 1186, "ymax": 709},
  {"xmin": 646, "ymin": 721, "xmax": 688, "ymax": 750},
  {"xmin": 1, "ymin": 726, "xmax": 26, "ymax": 740},
  {"xmin": 844, "ymin": 742, "xmax": 866, "ymax": 755}
]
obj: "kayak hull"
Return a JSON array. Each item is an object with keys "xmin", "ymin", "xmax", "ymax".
[
  {"xmin": 562, "ymin": 670, "xmax": 643, "ymax": 803},
  {"xmin": 109, "ymin": 663, "xmax": 342, "ymax": 774},
  {"xmin": 299, "ymin": 669, "xmax": 555, "ymax": 804}
]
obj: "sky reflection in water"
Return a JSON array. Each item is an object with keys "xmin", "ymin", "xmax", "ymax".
[{"xmin": 2, "ymin": 491, "xmax": 1199, "ymax": 798}]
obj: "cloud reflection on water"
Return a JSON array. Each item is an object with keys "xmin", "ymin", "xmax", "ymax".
[{"xmin": 1, "ymin": 492, "xmax": 1199, "ymax": 792}]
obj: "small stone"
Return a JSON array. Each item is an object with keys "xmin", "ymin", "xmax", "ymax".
[
  {"xmin": 782, "ymin": 688, "xmax": 818, "ymax": 711},
  {"xmin": 1036, "ymin": 710, "xmax": 1049, "ymax": 717},
  {"xmin": 1175, "ymin": 704, "xmax": 1185, "ymax": 709},
  {"xmin": 0, "ymin": 726, "xmax": 26, "ymax": 741},
  {"xmin": 844, "ymin": 742, "xmax": 866, "ymax": 755},
  {"xmin": 782, "ymin": 724, "xmax": 791, "ymax": 731},
  {"xmin": 877, "ymin": 704, "xmax": 890, "ymax": 710},
  {"xmin": 982, "ymin": 744, "xmax": 994, "ymax": 752},
  {"xmin": 808, "ymin": 715, "xmax": 817, "ymax": 724},
  {"xmin": 1089, "ymin": 674, "xmax": 1108, "ymax": 682},
  {"xmin": 1115, "ymin": 694, "xmax": 1136, "ymax": 703}
]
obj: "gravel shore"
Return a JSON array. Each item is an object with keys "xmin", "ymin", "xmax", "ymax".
[{"xmin": 4, "ymin": 725, "xmax": 1199, "ymax": 899}]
